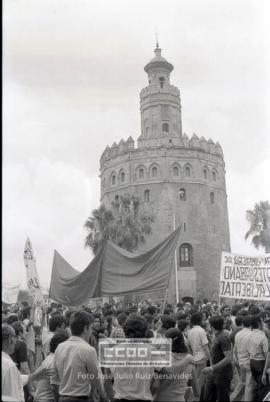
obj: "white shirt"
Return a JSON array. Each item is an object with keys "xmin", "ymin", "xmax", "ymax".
[
  {"xmin": 187, "ymin": 325, "xmax": 209, "ymax": 363},
  {"xmin": 234, "ymin": 327, "xmax": 252, "ymax": 366},
  {"xmin": 110, "ymin": 343, "xmax": 155, "ymax": 401},
  {"xmin": 34, "ymin": 353, "xmax": 55, "ymax": 401},
  {"xmin": 248, "ymin": 329, "xmax": 269, "ymax": 361},
  {"xmin": 53, "ymin": 336, "xmax": 101, "ymax": 397},
  {"xmin": 2, "ymin": 351, "xmax": 28, "ymax": 402},
  {"xmin": 43, "ymin": 331, "xmax": 54, "ymax": 357}
]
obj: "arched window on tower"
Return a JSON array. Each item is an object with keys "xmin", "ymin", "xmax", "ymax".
[
  {"xmin": 185, "ymin": 166, "xmax": 191, "ymax": 177},
  {"xmin": 212, "ymin": 171, "xmax": 216, "ymax": 181},
  {"xmin": 151, "ymin": 166, "xmax": 158, "ymax": 177},
  {"xmin": 139, "ymin": 168, "xmax": 144, "ymax": 179},
  {"xmin": 203, "ymin": 168, "xmax": 208, "ymax": 179},
  {"xmin": 179, "ymin": 188, "xmax": 186, "ymax": 201},
  {"xmin": 173, "ymin": 166, "xmax": 179, "ymax": 177},
  {"xmin": 121, "ymin": 171, "xmax": 125, "ymax": 183},
  {"xmin": 162, "ymin": 122, "xmax": 169, "ymax": 133},
  {"xmin": 179, "ymin": 243, "xmax": 193, "ymax": 267},
  {"xmin": 210, "ymin": 192, "xmax": 215, "ymax": 204},
  {"xmin": 111, "ymin": 174, "xmax": 116, "ymax": 186},
  {"xmin": 144, "ymin": 189, "xmax": 150, "ymax": 202},
  {"xmin": 159, "ymin": 76, "xmax": 165, "ymax": 89}
]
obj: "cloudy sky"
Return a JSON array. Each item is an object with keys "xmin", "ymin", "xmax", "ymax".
[{"xmin": 3, "ymin": 0, "xmax": 270, "ymax": 289}]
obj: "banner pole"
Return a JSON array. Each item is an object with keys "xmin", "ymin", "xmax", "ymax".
[
  {"xmin": 173, "ymin": 204, "xmax": 179, "ymax": 304},
  {"xmin": 162, "ymin": 289, "xmax": 168, "ymax": 314}
]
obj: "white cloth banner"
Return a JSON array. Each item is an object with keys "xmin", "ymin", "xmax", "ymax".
[
  {"xmin": 24, "ymin": 238, "xmax": 44, "ymax": 306},
  {"xmin": 2, "ymin": 283, "xmax": 20, "ymax": 304},
  {"xmin": 220, "ymin": 252, "xmax": 270, "ymax": 301}
]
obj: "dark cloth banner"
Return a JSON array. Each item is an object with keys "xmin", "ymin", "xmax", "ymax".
[{"xmin": 49, "ymin": 227, "xmax": 180, "ymax": 306}]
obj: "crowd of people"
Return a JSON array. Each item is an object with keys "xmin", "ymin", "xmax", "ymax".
[{"xmin": 2, "ymin": 297, "xmax": 270, "ymax": 402}]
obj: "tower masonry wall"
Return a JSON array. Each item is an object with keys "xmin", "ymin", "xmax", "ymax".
[{"xmin": 99, "ymin": 139, "xmax": 230, "ymax": 301}]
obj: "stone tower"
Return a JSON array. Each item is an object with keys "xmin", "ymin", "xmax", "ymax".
[{"xmin": 100, "ymin": 44, "xmax": 231, "ymax": 302}]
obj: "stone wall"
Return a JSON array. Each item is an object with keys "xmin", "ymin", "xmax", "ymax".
[{"xmin": 99, "ymin": 141, "xmax": 230, "ymax": 302}]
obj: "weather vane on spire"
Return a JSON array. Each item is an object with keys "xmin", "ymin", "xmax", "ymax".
[{"xmin": 155, "ymin": 27, "xmax": 159, "ymax": 48}]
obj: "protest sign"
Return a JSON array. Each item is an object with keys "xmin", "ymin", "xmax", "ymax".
[
  {"xmin": 24, "ymin": 238, "xmax": 44, "ymax": 306},
  {"xmin": 2, "ymin": 283, "xmax": 20, "ymax": 304},
  {"xmin": 219, "ymin": 252, "xmax": 270, "ymax": 301}
]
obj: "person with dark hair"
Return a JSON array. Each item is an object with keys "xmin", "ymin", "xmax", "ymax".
[
  {"xmin": 10, "ymin": 321, "xmax": 34, "ymax": 400},
  {"xmin": 143, "ymin": 313, "xmax": 155, "ymax": 338},
  {"xmin": 147, "ymin": 305, "xmax": 156, "ymax": 316},
  {"xmin": 221, "ymin": 305, "xmax": 231, "ymax": 319},
  {"xmin": 187, "ymin": 312, "xmax": 212, "ymax": 391},
  {"xmin": 238, "ymin": 308, "xmax": 248, "ymax": 316},
  {"xmin": 110, "ymin": 312, "xmax": 127, "ymax": 339},
  {"xmin": 249, "ymin": 304, "xmax": 261, "ymax": 316},
  {"xmin": 163, "ymin": 307, "xmax": 173, "ymax": 315},
  {"xmin": 229, "ymin": 314, "xmax": 243, "ymax": 346},
  {"xmin": 34, "ymin": 329, "xmax": 70, "ymax": 402},
  {"xmin": 6, "ymin": 314, "xmax": 19, "ymax": 325},
  {"xmin": 103, "ymin": 315, "xmax": 113, "ymax": 337},
  {"xmin": 90, "ymin": 313, "xmax": 107, "ymax": 354},
  {"xmin": 43, "ymin": 314, "xmax": 66, "ymax": 357},
  {"xmin": 248, "ymin": 314, "xmax": 269, "ymax": 401},
  {"xmin": 64, "ymin": 310, "xmax": 75, "ymax": 335},
  {"xmin": 109, "ymin": 315, "xmax": 156, "ymax": 401},
  {"xmin": 52, "ymin": 311, "xmax": 106, "ymax": 402},
  {"xmin": 153, "ymin": 328, "xmax": 199, "ymax": 402},
  {"xmin": 201, "ymin": 316, "xmax": 233, "ymax": 402},
  {"xmin": 157, "ymin": 315, "xmax": 176, "ymax": 337},
  {"xmin": 49, "ymin": 315, "xmax": 66, "ymax": 333},
  {"xmin": 10, "ymin": 321, "xmax": 29, "ymax": 372},
  {"xmin": 123, "ymin": 314, "xmax": 148, "ymax": 339},
  {"xmin": 177, "ymin": 319, "xmax": 190, "ymax": 350},
  {"xmin": 142, "ymin": 300, "xmax": 149, "ymax": 309},
  {"xmin": 231, "ymin": 315, "xmax": 255, "ymax": 401}
]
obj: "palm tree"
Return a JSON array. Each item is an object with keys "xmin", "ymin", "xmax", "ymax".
[
  {"xmin": 84, "ymin": 193, "xmax": 154, "ymax": 254},
  {"xmin": 245, "ymin": 201, "xmax": 270, "ymax": 253},
  {"xmin": 84, "ymin": 205, "xmax": 116, "ymax": 255}
]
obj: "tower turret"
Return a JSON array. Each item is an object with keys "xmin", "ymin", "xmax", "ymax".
[{"xmin": 139, "ymin": 44, "xmax": 182, "ymax": 148}]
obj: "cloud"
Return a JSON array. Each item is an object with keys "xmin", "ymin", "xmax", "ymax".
[
  {"xmin": 3, "ymin": 158, "xmax": 99, "ymax": 286},
  {"xmin": 227, "ymin": 156, "xmax": 270, "ymax": 255}
]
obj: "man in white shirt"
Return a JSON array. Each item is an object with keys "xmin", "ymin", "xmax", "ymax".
[
  {"xmin": 249, "ymin": 314, "xmax": 269, "ymax": 401},
  {"xmin": 2, "ymin": 324, "xmax": 49, "ymax": 402},
  {"xmin": 43, "ymin": 314, "xmax": 66, "ymax": 357},
  {"xmin": 53, "ymin": 311, "xmax": 106, "ymax": 402},
  {"xmin": 187, "ymin": 312, "xmax": 212, "ymax": 389},
  {"xmin": 2, "ymin": 324, "xmax": 28, "ymax": 402},
  {"xmin": 231, "ymin": 315, "xmax": 256, "ymax": 402}
]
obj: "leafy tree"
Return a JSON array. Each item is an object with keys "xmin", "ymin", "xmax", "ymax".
[
  {"xmin": 245, "ymin": 201, "xmax": 270, "ymax": 253},
  {"xmin": 84, "ymin": 193, "xmax": 154, "ymax": 254}
]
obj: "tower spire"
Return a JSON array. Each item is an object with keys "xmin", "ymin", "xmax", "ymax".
[{"xmin": 155, "ymin": 27, "xmax": 159, "ymax": 48}]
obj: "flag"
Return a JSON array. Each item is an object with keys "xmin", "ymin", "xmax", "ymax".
[
  {"xmin": 24, "ymin": 238, "xmax": 44, "ymax": 306},
  {"xmin": 50, "ymin": 227, "xmax": 181, "ymax": 306}
]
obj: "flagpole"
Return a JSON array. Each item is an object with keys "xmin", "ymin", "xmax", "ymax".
[
  {"xmin": 173, "ymin": 203, "xmax": 179, "ymax": 304},
  {"xmin": 162, "ymin": 288, "xmax": 168, "ymax": 314}
]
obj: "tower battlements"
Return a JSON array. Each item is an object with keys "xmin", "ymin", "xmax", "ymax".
[
  {"xmin": 100, "ymin": 133, "xmax": 224, "ymax": 170},
  {"xmin": 140, "ymin": 84, "xmax": 180, "ymax": 98}
]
